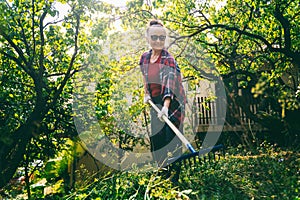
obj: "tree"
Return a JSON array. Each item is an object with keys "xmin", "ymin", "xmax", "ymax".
[
  {"xmin": 0, "ymin": 0, "xmax": 96, "ymax": 188},
  {"xmin": 130, "ymin": 0, "xmax": 300, "ymax": 145}
]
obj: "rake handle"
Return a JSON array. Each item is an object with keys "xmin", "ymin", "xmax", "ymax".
[{"xmin": 148, "ymin": 100, "xmax": 196, "ymax": 153}]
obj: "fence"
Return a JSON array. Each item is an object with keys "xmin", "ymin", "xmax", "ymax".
[{"xmin": 195, "ymin": 95, "xmax": 266, "ymax": 132}]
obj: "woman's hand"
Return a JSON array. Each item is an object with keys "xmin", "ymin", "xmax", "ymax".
[
  {"xmin": 158, "ymin": 106, "xmax": 168, "ymax": 121},
  {"xmin": 158, "ymin": 97, "xmax": 171, "ymax": 121},
  {"xmin": 144, "ymin": 94, "xmax": 151, "ymax": 104}
]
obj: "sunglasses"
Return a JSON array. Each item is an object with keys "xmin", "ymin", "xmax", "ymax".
[{"xmin": 150, "ymin": 35, "xmax": 166, "ymax": 41}]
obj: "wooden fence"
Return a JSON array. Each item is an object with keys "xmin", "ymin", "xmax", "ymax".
[{"xmin": 195, "ymin": 95, "xmax": 266, "ymax": 133}]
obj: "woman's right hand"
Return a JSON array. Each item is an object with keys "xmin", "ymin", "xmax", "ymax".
[
  {"xmin": 158, "ymin": 106, "xmax": 168, "ymax": 122},
  {"xmin": 144, "ymin": 94, "xmax": 151, "ymax": 104}
]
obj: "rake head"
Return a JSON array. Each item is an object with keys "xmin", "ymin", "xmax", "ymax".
[{"xmin": 168, "ymin": 144, "xmax": 225, "ymax": 169}]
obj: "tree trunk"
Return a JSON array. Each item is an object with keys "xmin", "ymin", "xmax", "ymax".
[{"xmin": 0, "ymin": 102, "xmax": 45, "ymax": 188}]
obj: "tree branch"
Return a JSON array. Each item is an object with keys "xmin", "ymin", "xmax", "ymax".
[
  {"xmin": 31, "ymin": 0, "xmax": 36, "ymax": 64},
  {"xmin": 188, "ymin": 23, "xmax": 299, "ymax": 61},
  {"xmin": 43, "ymin": 19, "xmax": 65, "ymax": 29},
  {"xmin": 0, "ymin": 51, "xmax": 28, "ymax": 73},
  {"xmin": 39, "ymin": 8, "xmax": 48, "ymax": 76},
  {"xmin": 0, "ymin": 30, "xmax": 28, "ymax": 67},
  {"xmin": 52, "ymin": 12, "xmax": 80, "ymax": 107},
  {"xmin": 274, "ymin": 3, "xmax": 291, "ymax": 50}
]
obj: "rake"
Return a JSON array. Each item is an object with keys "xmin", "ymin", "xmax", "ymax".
[{"xmin": 148, "ymin": 100, "xmax": 225, "ymax": 168}]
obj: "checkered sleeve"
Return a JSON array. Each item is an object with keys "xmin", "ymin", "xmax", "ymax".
[
  {"xmin": 161, "ymin": 57, "xmax": 178, "ymax": 101},
  {"xmin": 139, "ymin": 52, "xmax": 150, "ymax": 95}
]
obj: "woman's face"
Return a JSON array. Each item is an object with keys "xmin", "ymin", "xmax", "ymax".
[{"xmin": 147, "ymin": 26, "xmax": 166, "ymax": 51}]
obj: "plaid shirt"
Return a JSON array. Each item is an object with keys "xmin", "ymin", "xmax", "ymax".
[{"xmin": 139, "ymin": 49, "xmax": 186, "ymax": 125}]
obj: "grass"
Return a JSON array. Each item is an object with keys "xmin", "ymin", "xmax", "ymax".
[
  {"xmin": 179, "ymin": 150, "xmax": 299, "ymax": 199},
  {"xmin": 61, "ymin": 142, "xmax": 299, "ymax": 200},
  {"xmin": 7, "ymin": 142, "xmax": 299, "ymax": 199}
]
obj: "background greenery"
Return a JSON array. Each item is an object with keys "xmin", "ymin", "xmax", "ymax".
[{"xmin": 0, "ymin": 0, "xmax": 299, "ymax": 199}]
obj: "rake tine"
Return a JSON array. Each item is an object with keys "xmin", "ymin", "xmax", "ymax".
[{"xmin": 170, "ymin": 144, "xmax": 225, "ymax": 166}]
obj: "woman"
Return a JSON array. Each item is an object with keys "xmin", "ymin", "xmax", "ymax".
[{"xmin": 139, "ymin": 19, "xmax": 186, "ymax": 182}]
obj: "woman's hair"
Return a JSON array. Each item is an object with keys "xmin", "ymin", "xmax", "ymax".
[{"xmin": 149, "ymin": 19, "xmax": 163, "ymax": 27}]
